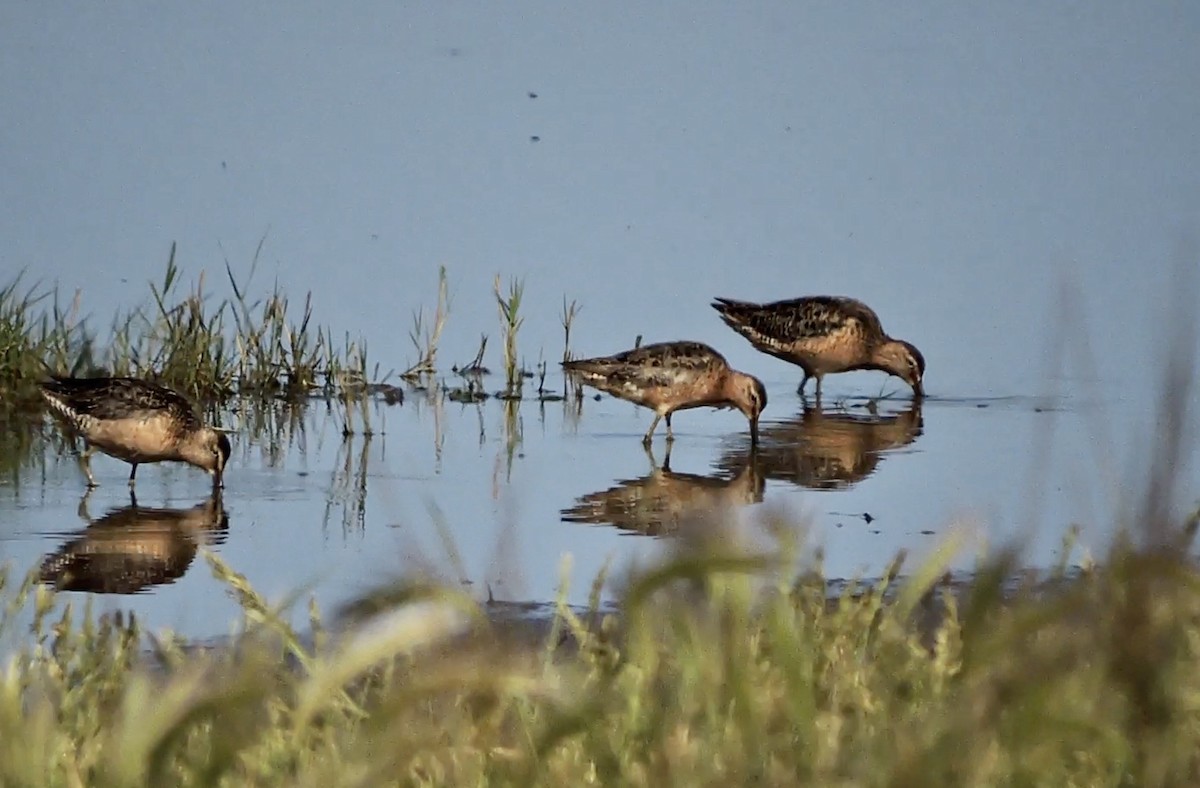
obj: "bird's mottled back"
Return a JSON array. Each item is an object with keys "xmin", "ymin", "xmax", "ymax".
[
  {"xmin": 40, "ymin": 377, "xmax": 202, "ymax": 431},
  {"xmin": 563, "ymin": 341, "xmax": 727, "ymax": 390},
  {"xmin": 712, "ymin": 296, "xmax": 886, "ymax": 346}
]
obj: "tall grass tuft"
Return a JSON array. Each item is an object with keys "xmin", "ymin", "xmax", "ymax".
[
  {"xmin": 494, "ymin": 275, "xmax": 525, "ymax": 397},
  {"xmin": 130, "ymin": 246, "xmax": 236, "ymax": 399},
  {"xmin": 559, "ymin": 296, "xmax": 580, "ymax": 364},
  {"xmin": 0, "ymin": 274, "xmax": 90, "ymax": 402},
  {"xmin": 224, "ymin": 249, "xmax": 329, "ymax": 398},
  {"xmin": 402, "ymin": 265, "xmax": 450, "ymax": 380}
]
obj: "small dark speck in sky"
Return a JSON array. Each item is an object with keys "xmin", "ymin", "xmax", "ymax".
[
  {"xmin": 528, "ymin": 91, "xmax": 538, "ymax": 99},
  {"xmin": 530, "ymin": 135, "xmax": 540, "ymax": 142},
  {"xmin": 221, "ymin": 161, "xmax": 226, "ymax": 169}
]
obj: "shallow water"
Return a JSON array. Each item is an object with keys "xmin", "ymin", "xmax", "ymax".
[
  {"xmin": 1, "ymin": 2, "xmax": 1198, "ymax": 644},
  {"xmin": 2, "ymin": 368, "xmax": 1191, "ymax": 644}
]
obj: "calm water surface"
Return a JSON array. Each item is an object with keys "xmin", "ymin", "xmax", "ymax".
[
  {"xmin": 1, "ymin": 3, "xmax": 1198, "ymax": 643},
  {"xmin": 3, "ymin": 366, "xmax": 1192, "ymax": 644}
]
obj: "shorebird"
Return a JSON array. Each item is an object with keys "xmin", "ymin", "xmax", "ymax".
[
  {"xmin": 40, "ymin": 376, "xmax": 232, "ymax": 489},
  {"xmin": 711, "ymin": 296, "xmax": 925, "ymax": 398},
  {"xmin": 562, "ymin": 340, "xmax": 767, "ymax": 446}
]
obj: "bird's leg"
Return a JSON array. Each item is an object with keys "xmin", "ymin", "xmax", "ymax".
[
  {"xmin": 76, "ymin": 489, "xmax": 93, "ymax": 523},
  {"xmin": 78, "ymin": 446, "xmax": 97, "ymax": 488},
  {"xmin": 662, "ymin": 440, "xmax": 673, "ymax": 472},
  {"xmin": 797, "ymin": 373, "xmax": 809, "ymax": 396},
  {"xmin": 665, "ymin": 413, "xmax": 675, "ymax": 443},
  {"xmin": 814, "ymin": 376, "xmax": 823, "ymax": 403},
  {"xmin": 128, "ymin": 463, "xmax": 138, "ymax": 488},
  {"xmin": 642, "ymin": 413, "xmax": 662, "ymax": 446},
  {"xmin": 128, "ymin": 488, "xmax": 140, "ymax": 509}
]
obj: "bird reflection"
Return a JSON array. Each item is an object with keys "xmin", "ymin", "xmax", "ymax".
[
  {"xmin": 39, "ymin": 492, "xmax": 229, "ymax": 594},
  {"xmin": 561, "ymin": 445, "xmax": 765, "ymax": 536},
  {"xmin": 716, "ymin": 400, "xmax": 923, "ymax": 490}
]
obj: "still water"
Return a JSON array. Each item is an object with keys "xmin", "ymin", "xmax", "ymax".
[
  {"xmin": 1, "ymin": 2, "xmax": 1198, "ymax": 644},
  {"xmin": 4, "ymin": 365, "xmax": 1189, "ymax": 644}
]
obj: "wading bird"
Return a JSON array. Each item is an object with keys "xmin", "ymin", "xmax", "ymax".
[
  {"xmin": 562, "ymin": 340, "xmax": 767, "ymax": 446},
  {"xmin": 40, "ymin": 376, "xmax": 231, "ymax": 489},
  {"xmin": 712, "ymin": 295, "xmax": 924, "ymax": 398}
]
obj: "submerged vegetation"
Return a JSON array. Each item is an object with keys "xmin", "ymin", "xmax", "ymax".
[{"xmin": 2, "ymin": 502, "xmax": 1200, "ymax": 785}]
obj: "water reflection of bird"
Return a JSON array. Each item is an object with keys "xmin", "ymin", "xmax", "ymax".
[
  {"xmin": 561, "ymin": 446, "xmax": 765, "ymax": 536},
  {"xmin": 716, "ymin": 401, "xmax": 923, "ymax": 490},
  {"xmin": 711, "ymin": 296, "xmax": 925, "ymax": 398},
  {"xmin": 39, "ymin": 493, "xmax": 229, "ymax": 594},
  {"xmin": 39, "ymin": 376, "xmax": 231, "ymax": 489},
  {"xmin": 562, "ymin": 341, "xmax": 767, "ymax": 446}
]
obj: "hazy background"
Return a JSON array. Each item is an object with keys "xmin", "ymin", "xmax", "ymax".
[
  {"xmin": 1, "ymin": 3, "xmax": 1197, "ymax": 639},
  {"xmin": 3, "ymin": 3, "xmax": 1197, "ymax": 392}
]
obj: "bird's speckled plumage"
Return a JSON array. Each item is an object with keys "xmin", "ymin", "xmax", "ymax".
[
  {"xmin": 711, "ymin": 296, "xmax": 925, "ymax": 398},
  {"xmin": 562, "ymin": 341, "xmax": 767, "ymax": 445},
  {"xmin": 40, "ymin": 376, "xmax": 231, "ymax": 489}
]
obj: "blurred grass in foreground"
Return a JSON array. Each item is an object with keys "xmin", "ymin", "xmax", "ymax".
[{"xmin": 1, "ymin": 499, "xmax": 1199, "ymax": 787}]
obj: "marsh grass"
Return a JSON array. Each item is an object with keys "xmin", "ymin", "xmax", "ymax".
[
  {"xmin": 559, "ymin": 296, "xmax": 580, "ymax": 365},
  {"xmin": 494, "ymin": 275, "xmax": 525, "ymax": 397},
  {"xmin": 0, "ymin": 244, "xmax": 383, "ymax": 408},
  {"xmin": 3, "ymin": 251, "xmax": 581, "ymax": 456},
  {"xmin": 0, "ymin": 273, "xmax": 89, "ymax": 398},
  {"xmin": 4, "ymin": 497, "xmax": 1200, "ymax": 787},
  {"xmin": 402, "ymin": 266, "xmax": 450, "ymax": 381},
  {"xmin": 454, "ymin": 334, "xmax": 490, "ymax": 377}
]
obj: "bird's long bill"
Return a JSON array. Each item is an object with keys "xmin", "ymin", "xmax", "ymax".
[
  {"xmin": 212, "ymin": 468, "xmax": 225, "ymax": 490},
  {"xmin": 749, "ymin": 415, "xmax": 760, "ymax": 447},
  {"xmin": 913, "ymin": 380, "xmax": 925, "ymax": 398}
]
